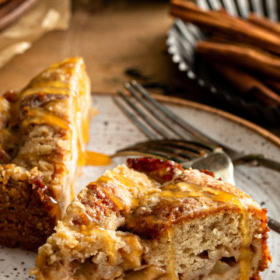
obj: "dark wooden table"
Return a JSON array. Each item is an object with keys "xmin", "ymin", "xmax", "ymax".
[{"xmin": 0, "ymin": 0, "xmax": 278, "ymax": 135}]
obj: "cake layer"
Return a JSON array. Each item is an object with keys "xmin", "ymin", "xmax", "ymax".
[
  {"xmin": 0, "ymin": 57, "xmax": 91, "ymax": 249},
  {"xmin": 32, "ymin": 158, "xmax": 270, "ymax": 280}
]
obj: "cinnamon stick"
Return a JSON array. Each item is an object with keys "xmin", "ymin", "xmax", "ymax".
[
  {"xmin": 196, "ymin": 41, "xmax": 280, "ymax": 79},
  {"xmin": 248, "ymin": 13, "xmax": 280, "ymax": 35},
  {"xmin": 263, "ymin": 79, "xmax": 280, "ymax": 93},
  {"xmin": 170, "ymin": 0, "xmax": 280, "ymax": 55},
  {"xmin": 211, "ymin": 64, "xmax": 280, "ymax": 107}
]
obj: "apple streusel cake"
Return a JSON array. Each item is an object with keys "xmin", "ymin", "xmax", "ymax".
[
  {"xmin": 0, "ymin": 57, "xmax": 91, "ymax": 250},
  {"xmin": 32, "ymin": 158, "xmax": 270, "ymax": 280}
]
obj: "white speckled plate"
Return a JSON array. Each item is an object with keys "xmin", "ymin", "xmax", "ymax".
[{"xmin": 1, "ymin": 94, "xmax": 279, "ymax": 279}]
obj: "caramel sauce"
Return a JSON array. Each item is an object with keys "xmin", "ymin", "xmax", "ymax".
[
  {"xmin": 154, "ymin": 183, "xmax": 252, "ymax": 280},
  {"xmin": 97, "ymin": 175, "xmax": 112, "ymax": 185},
  {"xmin": 76, "ymin": 108, "xmax": 111, "ymax": 167},
  {"xmin": 19, "ymin": 85, "xmax": 111, "ymax": 168},
  {"xmin": 90, "ymin": 107, "xmax": 99, "ymax": 118},
  {"xmin": 95, "ymin": 228, "xmax": 118, "ymax": 265},
  {"xmin": 0, "ymin": 96, "xmax": 9, "ymax": 114},
  {"xmin": 48, "ymin": 196, "xmax": 61, "ymax": 220},
  {"xmin": 9, "ymin": 58, "xmax": 112, "ymax": 221},
  {"xmin": 98, "ymin": 172, "xmax": 135, "ymax": 192},
  {"xmin": 96, "ymin": 172, "xmax": 160, "ymax": 211},
  {"xmin": 78, "ymin": 217, "xmax": 118, "ymax": 265},
  {"xmin": 22, "ymin": 108, "xmax": 70, "ymax": 130},
  {"xmin": 80, "ymin": 226, "xmax": 118, "ymax": 265},
  {"xmin": 109, "ymin": 171, "xmax": 137, "ymax": 189},
  {"xmin": 22, "ymin": 87, "xmax": 70, "ymax": 98},
  {"xmin": 95, "ymin": 183, "xmax": 126, "ymax": 210},
  {"xmin": 82, "ymin": 151, "xmax": 111, "ymax": 166},
  {"xmin": 21, "ymin": 105, "xmax": 111, "ymax": 169},
  {"xmin": 97, "ymin": 171, "xmax": 159, "ymax": 210},
  {"xmin": 167, "ymin": 228, "xmax": 179, "ymax": 280},
  {"xmin": 81, "ymin": 115, "xmax": 90, "ymax": 144},
  {"xmin": 120, "ymin": 234, "xmax": 143, "ymax": 270},
  {"xmin": 70, "ymin": 181, "xmax": 76, "ymax": 201},
  {"xmin": 29, "ymin": 80, "xmax": 71, "ymax": 90},
  {"xmin": 125, "ymin": 266, "xmax": 165, "ymax": 280},
  {"xmin": 32, "ymin": 177, "xmax": 62, "ymax": 220},
  {"xmin": 97, "ymin": 174, "xmax": 138, "ymax": 209}
]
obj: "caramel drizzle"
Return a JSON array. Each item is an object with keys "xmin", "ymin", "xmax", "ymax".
[
  {"xmin": 18, "ymin": 68, "xmax": 111, "ymax": 167},
  {"xmin": 98, "ymin": 171, "xmax": 137, "ymax": 191},
  {"xmin": 167, "ymin": 228, "xmax": 179, "ymax": 280},
  {"xmin": 81, "ymin": 226, "xmax": 118, "ymax": 265},
  {"xmin": 9, "ymin": 59, "xmax": 111, "ymax": 220},
  {"xmin": 29, "ymin": 80, "xmax": 72, "ymax": 90},
  {"xmin": 71, "ymin": 174, "xmax": 143, "ymax": 267},
  {"xmin": 70, "ymin": 170, "xmax": 251, "ymax": 279},
  {"xmin": 145, "ymin": 183, "xmax": 252, "ymax": 280},
  {"xmin": 97, "ymin": 171, "xmax": 159, "ymax": 210},
  {"xmin": 0, "ymin": 96, "xmax": 8, "ymax": 113},
  {"xmin": 22, "ymin": 107, "xmax": 70, "ymax": 130},
  {"xmin": 78, "ymin": 212, "xmax": 118, "ymax": 265},
  {"xmin": 95, "ymin": 183, "xmax": 126, "ymax": 210},
  {"xmin": 48, "ymin": 195, "xmax": 61, "ymax": 220},
  {"xmin": 22, "ymin": 87, "xmax": 71, "ymax": 98},
  {"xmin": 81, "ymin": 151, "xmax": 111, "ymax": 166},
  {"xmin": 22, "ymin": 107, "xmax": 110, "ymax": 168}
]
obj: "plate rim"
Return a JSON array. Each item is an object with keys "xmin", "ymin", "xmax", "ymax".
[{"xmin": 93, "ymin": 91, "xmax": 280, "ymax": 148}]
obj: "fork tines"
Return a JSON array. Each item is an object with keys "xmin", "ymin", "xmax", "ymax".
[
  {"xmin": 114, "ymin": 139, "xmax": 214, "ymax": 162},
  {"xmin": 114, "ymin": 80, "xmax": 217, "ymax": 147},
  {"xmin": 113, "ymin": 80, "xmax": 220, "ymax": 161},
  {"xmin": 113, "ymin": 81, "xmax": 280, "ymax": 235}
]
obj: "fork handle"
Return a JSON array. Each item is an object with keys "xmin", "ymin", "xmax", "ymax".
[
  {"xmin": 268, "ymin": 217, "xmax": 280, "ymax": 234},
  {"xmin": 233, "ymin": 154, "xmax": 280, "ymax": 172}
]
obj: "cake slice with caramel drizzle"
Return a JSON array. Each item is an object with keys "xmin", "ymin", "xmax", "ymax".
[
  {"xmin": 0, "ymin": 57, "xmax": 94, "ymax": 250},
  {"xmin": 32, "ymin": 157, "xmax": 271, "ymax": 280}
]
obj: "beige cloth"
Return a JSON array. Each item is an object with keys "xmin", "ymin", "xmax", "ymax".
[{"xmin": 0, "ymin": 0, "xmax": 70, "ymax": 68}]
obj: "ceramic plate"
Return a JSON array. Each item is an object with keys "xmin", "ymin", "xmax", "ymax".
[
  {"xmin": 167, "ymin": 0, "xmax": 280, "ymax": 123},
  {"xmin": 1, "ymin": 94, "xmax": 279, "ymax": 279}
]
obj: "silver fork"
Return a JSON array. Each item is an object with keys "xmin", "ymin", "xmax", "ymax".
[{"xmin": 113, "ymin": 80, "xmax": 280, "ymax": 233}]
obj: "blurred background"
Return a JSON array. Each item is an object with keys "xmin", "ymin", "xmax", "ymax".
[{"xmin": 0, "ymin": 0, "xmax": 279, "ymax": 135}]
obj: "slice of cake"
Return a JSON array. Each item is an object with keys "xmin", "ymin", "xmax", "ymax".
[
  {"xmin": 32, "ymin": 157, "xmax": 271, "ymax": 280},
  {"xmin": 0, "ymin": 57, "xmax": 91, "ymax": 250}
]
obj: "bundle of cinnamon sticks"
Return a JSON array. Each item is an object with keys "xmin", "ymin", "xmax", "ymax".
[{"xmin": 170, "ymin": 0, "xmax": 280, "ymax": 107}]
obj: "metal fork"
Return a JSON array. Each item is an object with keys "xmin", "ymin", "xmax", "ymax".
[{"xmin": 113, "ymin": 80, "xmax": 280, "ymax": 233}]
